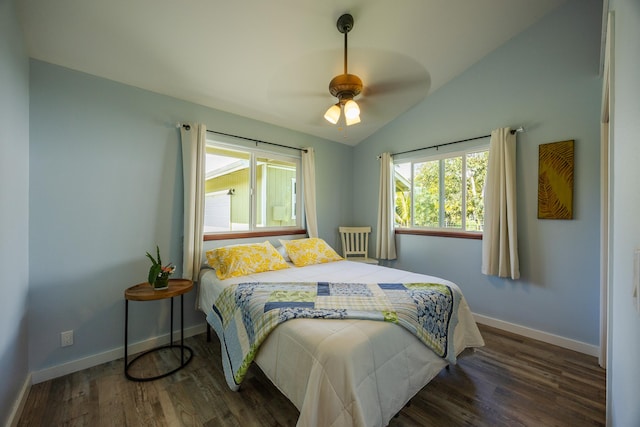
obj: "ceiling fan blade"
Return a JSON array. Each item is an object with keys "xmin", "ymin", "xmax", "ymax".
[
  {"xmin": 277, "ymin": 89, "xmax": 329, "ymax": 100},
  {"xmin": 362, "ymin": 75, "xmax": 431, "ymax": 97},
  {"xmin": 355, "ymin": 97, "xmax": 384, "ymax": 120}
]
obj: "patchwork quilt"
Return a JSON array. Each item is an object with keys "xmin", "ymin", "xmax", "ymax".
[{"xmin": 208, "ymin": 281, "xmax": 461, "ymax": 389}]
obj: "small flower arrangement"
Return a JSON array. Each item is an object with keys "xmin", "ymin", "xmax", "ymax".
[{"xmin": 146, "ymin": 246, "xmax": 175, "ymax": 289}]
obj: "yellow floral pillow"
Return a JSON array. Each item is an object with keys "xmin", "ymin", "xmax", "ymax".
[
  {"xmin": 206, "ymin": 241, "xmax": 289, "ymax": 280},
  {"xmin": 280, "ymin": 238, "xmax": 343, "ymax": 267}
]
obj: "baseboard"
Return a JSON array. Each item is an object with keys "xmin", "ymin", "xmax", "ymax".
[
  {"xmin": 473, "ymin": 313, "xmax": 600, "ymax": 357},
  {"xmin": 6, "ymin": 373, "xmax": 31, "ymax": 427},
  {"xmin": 31, "ymin": 323, "xmax": 207, "ymax": 384}
]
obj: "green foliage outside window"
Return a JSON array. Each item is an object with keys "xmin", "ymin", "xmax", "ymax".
[
  {"xmin": 413, "ymin": 160, "xmax": 439, "ymax": 227},
  {"xmin": 395, "ymin": 190, "xmax": 411, "ymax": 227},
  {"xmin": 466, "ymin": 151, "xmax": 489, "ymax": 231}
]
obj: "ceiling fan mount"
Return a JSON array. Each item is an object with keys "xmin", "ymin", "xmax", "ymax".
[
  {"xmin": 325, "ymin": 13, "xmax": 363, "ymax": 126},
  {"xmin": 336, "ymin": 13, "xmax": 354, "ymax": 34}
]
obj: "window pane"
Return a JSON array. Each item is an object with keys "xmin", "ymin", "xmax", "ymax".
[
  {"xmin": 205, "ymin": 147, "xmax": 250, "ymax": 232},
  {"xmin": 413, "ymin": 160, "xmax": 439, "ymax": 227},
  {"xmin": 444, "ymin": 156, "xmax": 462, "ymax": 229},
  {"xmin": 466, "ymin": 151, "xmax": 489, "ymax": 231},
  {"xmin": 256, "ymin": 157, "xmax": 297, "ymax": 228},
  {"xmin": 394, "ymin": 162, "xmax": 412, "ymax": 227}
]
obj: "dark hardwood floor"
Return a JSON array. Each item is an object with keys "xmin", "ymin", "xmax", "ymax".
[{"xmin": 17, "ymin": 324, "xmax": 605, "ymax": 426}]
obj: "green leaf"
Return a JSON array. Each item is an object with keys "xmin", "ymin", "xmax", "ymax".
[
  {"xmin": 145, "ymin": 252, "xmax": 158, "ymax": 266},
  {"xmin": 148, "ymin": 264, "xmax": 161, "ymax": 284},
  {"xmin": 146, "ymin": 245, "xmax": 164, "ymax": 284}
]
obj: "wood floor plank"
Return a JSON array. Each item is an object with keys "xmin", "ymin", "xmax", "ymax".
[{"xmin": 17, "ymin": 324, "xmax": 605, "ymax": 426}]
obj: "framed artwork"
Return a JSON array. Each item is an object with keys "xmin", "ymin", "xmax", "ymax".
[{"xmin": 538, "ymin": 140, "xmax": 574, "ymax": 219}]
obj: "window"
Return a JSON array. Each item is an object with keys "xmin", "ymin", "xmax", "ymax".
[
  {"xmin": 204, "ymin": 137, "xmax": 302, "ymax": 234},
  {"xmin": 394, "ymin": 147, "xmax": 489, "ymax": 233}
]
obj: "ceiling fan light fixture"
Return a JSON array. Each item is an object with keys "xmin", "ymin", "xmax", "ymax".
[
  {"xmin": 324, "ymin": 104, "xmax": 341, "ymax": 124},
  {"xmin": 344, "ymin": 99, "xmax": 360, "ymax": 119},
  {"xmin": 345, "ymin": 113, "xmax": 361, "ymax": 126}
]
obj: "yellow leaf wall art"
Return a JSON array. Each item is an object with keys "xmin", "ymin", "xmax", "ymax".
[{"xmin": 538, "ymin": 140, "xmax": 574, "ymax": 219}]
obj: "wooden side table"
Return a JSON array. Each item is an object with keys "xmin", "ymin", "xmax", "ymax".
[{"xmin": 124, "ymin": 278, "xmax": 194, "ymax": 381}]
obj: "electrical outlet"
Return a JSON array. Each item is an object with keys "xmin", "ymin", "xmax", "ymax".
[{"xmin": 61, "ymin": 330, "xmax": 74, "ymax": 347}]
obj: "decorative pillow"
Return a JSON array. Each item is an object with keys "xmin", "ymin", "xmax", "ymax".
[
  {"xmin": 206, "ymin": 241, "xmax": 289, "ymax": 280},
  {"xmin": 279, "ymin": 237, "xmax": 343, "ymax": 267}
]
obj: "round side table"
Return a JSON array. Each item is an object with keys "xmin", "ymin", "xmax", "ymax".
[{"xmin": 124, "ymin": 278, "xmax": 194, "ymax": 381}]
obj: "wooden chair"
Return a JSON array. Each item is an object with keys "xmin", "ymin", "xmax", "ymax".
[{"xmin": 339, "ymin": 226, "xmax": 378, "ymax": 264}]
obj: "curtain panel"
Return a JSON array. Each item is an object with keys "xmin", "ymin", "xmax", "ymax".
[
  {"xmin": 376, "ymin": 152, "xmax": 397, "ymax": 260},
  {"xmin": 481, "ymin": 127, "xmax": 520, "ymax": 279},
  {"xmin": 302, "ymin": 147, "xmax": 318, "ymax": 238},
  {"xmin": 180, "ymin": 123, "xmax": 206, "ymax": 282}
]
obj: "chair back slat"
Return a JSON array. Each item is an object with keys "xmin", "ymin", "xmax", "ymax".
[{"xmin": 338, "ymin": 226, "xmax": 377, "ymax": 264}]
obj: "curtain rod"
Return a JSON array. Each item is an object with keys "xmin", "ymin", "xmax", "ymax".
[
  {"xmin": 388, "ymin": 126, "xmax": 524, "ymax": 158},
  {"xmin": 179, "ymin": 124, "xmax": 307, "ymax": 153}
]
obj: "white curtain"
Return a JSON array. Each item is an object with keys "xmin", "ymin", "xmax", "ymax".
[
  {"xmin": 376, "ymin": 152, "xmax": 397, "ymax": 260},
  {"xmin": 180, "ymin": 123, "xmax": 206, "ymax": 282},
  {"xmin": 481, "ymin": 127, "xmax": 519, "ymax": 279},
  {"xmin": 302, "ymin": 147, "xmax": 318, "ymax": 238}
]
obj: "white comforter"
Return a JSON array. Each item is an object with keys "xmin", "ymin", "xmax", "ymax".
[{"xmin": 198, "ymin": 260, "xmax": 484, "ymax": 427}]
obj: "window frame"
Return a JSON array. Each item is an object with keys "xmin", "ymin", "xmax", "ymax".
[
  {"xmin": 393, "ymin": 144, "xmax": 489, "ymax": 240},
  {"xmin": 203, "ymin": 136, "xmax": 306, "ymax": 241}
]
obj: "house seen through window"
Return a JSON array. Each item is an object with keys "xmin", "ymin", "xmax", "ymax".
[
  {"xmin": 205, "ymin": 140, "xmax": 301, "ymax": 234},
  {"xmin": 394, "ymin": 147, "xmax": 489, "ymax": 232}
]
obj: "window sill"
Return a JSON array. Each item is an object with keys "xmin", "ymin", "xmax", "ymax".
[
  {"xmin": 204, "ymin": 229, "xmax": 307, "ymax": 241},
  {"xmin": 394, "ymin": 228, "xmax": 482, "ymax": 240}
]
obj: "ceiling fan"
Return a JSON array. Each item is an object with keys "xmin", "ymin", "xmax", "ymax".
[
  {"xmin": 324, "ymin": 13, "xmax": 363, "ymax": 126},
  {"xmin": 266, "ymin": 11, "xmax": 430, "ymax": 141}
]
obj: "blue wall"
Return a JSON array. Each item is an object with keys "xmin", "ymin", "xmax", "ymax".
[
  {"xmin": 0, "ymin": 0, "xmax": 30, "ymax": 422},
  {"xmin": 354, "ymin": 0, "xmax": 603, "ymax": 346},
  {"xmin": 28, "ymin": 60, "xmax": 352, "ymax": 375}
]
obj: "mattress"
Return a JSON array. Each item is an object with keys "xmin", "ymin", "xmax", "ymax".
[{"xmin": 198, "ymin": 260, "xmax": 484, "ymax": 427}]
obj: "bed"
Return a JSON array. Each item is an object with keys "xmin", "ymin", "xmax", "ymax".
[{"xmin": 197, "ymin": 239, "xmax": 484, "ymax": 427}]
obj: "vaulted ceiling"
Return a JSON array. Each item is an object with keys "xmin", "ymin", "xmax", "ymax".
[{"xmin": 18, "ymin": 0, "xmax": 565, "ymax": 145}]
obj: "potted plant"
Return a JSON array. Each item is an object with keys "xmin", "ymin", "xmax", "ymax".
[{"xmin": 146, "ymin": 246, "xmax": 175, "ymax": 290}]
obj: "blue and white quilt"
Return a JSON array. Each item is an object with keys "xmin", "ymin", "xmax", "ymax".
[{"xmin": 208, "ymin": 281, "xmax": 461, "ymax": 389}]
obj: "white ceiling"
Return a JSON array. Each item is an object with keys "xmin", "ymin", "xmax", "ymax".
[{"xmin": 18, "ymin": 0, "xmax": 565, "ymax": 145}]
